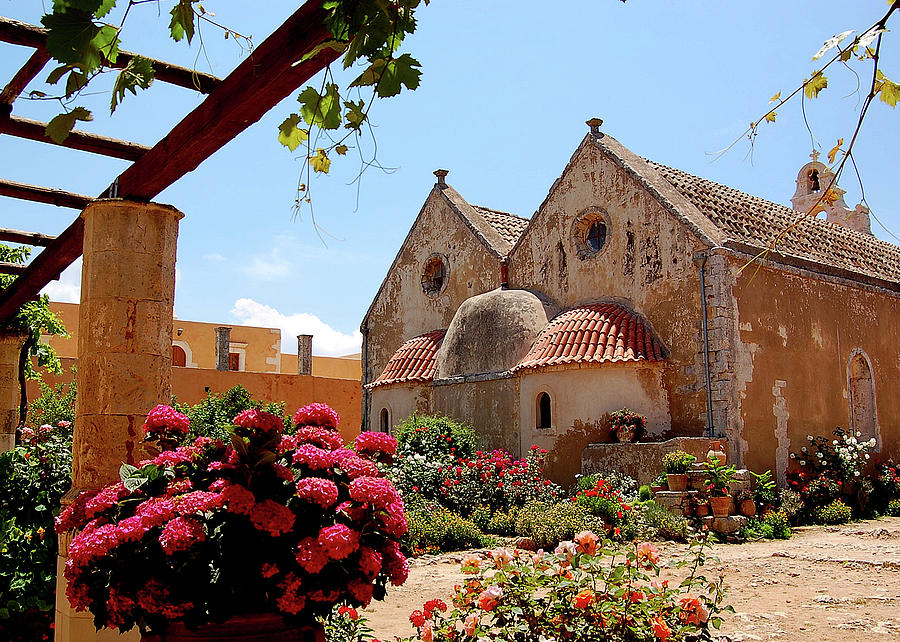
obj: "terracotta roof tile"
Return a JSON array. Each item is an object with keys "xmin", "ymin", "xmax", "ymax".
[
  {"xmin": 368, "ymin": 329, "xmax": 446, "ymax": 388},
  {"xmin": 472, "ymin": 206, "xmax": 530, "ymax": 248},
  {"xmin": 512, "ymin": 303, "xmax": 667, "ymax": 372},
  {"xmin": 647, "ymin": 161, "xmax": 900, "ymax": 283}
]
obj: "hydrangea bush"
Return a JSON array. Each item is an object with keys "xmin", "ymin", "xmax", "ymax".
[{"xmin": 55, "ymin": 403, "xmax": 408, "ymax": 635}]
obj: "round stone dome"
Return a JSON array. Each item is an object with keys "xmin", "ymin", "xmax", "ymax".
[{"xmin": 436, "ymin": 288, "xmax": 553, "ymax": 378}]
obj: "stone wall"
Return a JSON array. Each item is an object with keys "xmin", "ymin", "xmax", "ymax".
[{"xmin": 582, "ymin": 437, "xmax": 727, "ymax": 485}]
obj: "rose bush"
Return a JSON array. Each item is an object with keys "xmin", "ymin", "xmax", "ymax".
[{"xmin": 56, "ymin": 403, "xmax": 408, "ymax": 636}]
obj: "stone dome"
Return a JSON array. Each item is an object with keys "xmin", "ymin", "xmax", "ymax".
[{"xmin": 436, "ymin": 288, "xmax": 553, "ymax": 378}]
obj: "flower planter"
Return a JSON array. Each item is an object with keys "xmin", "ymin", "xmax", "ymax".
[
  {"xmin": 695, "ymin": 503, "xmax": 710, "ymax": 517},
  {"xmin": 709, "ymin": 496, "xmax": 732, "ymax": 518},
  {"xmin": 141, "ymin": 614, "xmax": 325, "ymax": 642},
  {"xmin": 666, "ymin": 473, "xmax": 688, "ymax": 492},
  {"xmin": 613, "ymin": 426, "xmax": 636, "ymax": 443},
  {"xmin": 650, "ymin": 485, "xmax": 667, "ymax": 494},
  {"xmin": 739, "ymin": 499, "xmax": 756, "ymax": 517}
]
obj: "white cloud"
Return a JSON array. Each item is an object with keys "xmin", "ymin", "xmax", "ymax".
[
  {"xmin": 230, "ymin": 298, "xmax": 361, "ymax": 357},
  {"xmin": 41, "ymin": 257, "xmax": 81, "ymax": 303},
  {"xmin": 243, "ymin": 247, "xmax": 292, "ymax": 280}
]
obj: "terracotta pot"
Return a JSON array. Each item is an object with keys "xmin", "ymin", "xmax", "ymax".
[
  {"xmin": 613, "ymin": 426, "xmax": 635, "ymax": 443},
  {"xmin": 707, "ymin": 440, "xmax": 727, "ymax": 465},
  {"xmin": 141, "ymin": 614, "xmax": 325, "ymax": 642},
  {"xmin": 709, "ymin": 495, "xmax": 732, "ymax": 518},
  {"xmin": 650, "ymin": 485, "xmax": 666, "ymax": 493},
  {"xmin": 666, "ymin": 473, "xmax": 688, "ymax": 492},
  {"xmin": 695, "ymin": 504, "xmax": 710, "ymax": 517},
  {"xmin": 739, "ymin": 499, "xmax": 757, "ymax": 517}
]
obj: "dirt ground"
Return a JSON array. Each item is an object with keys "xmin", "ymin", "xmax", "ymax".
[{"xmin": 363, "ymin": 517, "xmax": 900, "ymax": 641}]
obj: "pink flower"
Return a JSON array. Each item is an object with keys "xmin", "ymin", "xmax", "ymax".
[
  {"xmin": 409, "ymin": 610, "xmax": 426, "ymax": 627},
  {"xmin": 420, "ymin": 620, "xmax": 434, "ymax": 642},
  {"xmin": 174, "ymin": 490, "xmax": 224, "ymax": 515},
  {"xmin": 295, "ymin": 427, "xmax": 344, "ymax": 451},
  {"xmin": 636, "ymin": 541, "xmax": 660, "ymax": 568},
  {"xmin": 574, "ymin": 530, "xmax": 600, "ymax": 557},
  {"xmin": 295, "ymin": 477, "xmax": 339, "ymax": 508},
  {"xmin": 293, "ymin": 403, "xmax": 340, "ymax": 429},
  {"xmin": 85, "ymin": 483, "xmax": 130, "ymax": 519},
  {"xmin": 318, "ymin": 524, "xmax": 359, "ymax": 560},
  {"xmin": 358, "ymin": 546, "xmax": 383, "ymax": 577},
  {"xmin": 276, "ymin": 573, "xmax": 306, "ymax": 614},
  {"xmin": 354, "ymin": 431, "xmax": 398, "ymax": 456},
  {"xmin": 477, "ymin": 586, "xmax": 502, "ymax": 612},
  {"xmin": 461, "ymin": 553, "xmax": 481, "ymax": 573},
  {"xmin": 292, "ymin": 444, "xmax": 332, "ymax": 469},
  {"xmin": 159, "ymin": 516, "xmax": 205, "ymax": 554},
  {"xmin": 233, "ymin": 409, "xmax": 283, "ymax": 435},
  {"xmin": 338, "ymin": 605, "xmax": 359, "ymax": 620},
  {"xmin": 143, "ymin": 404, "xmax": 189, "ymax": 437},
  {"xmin": 295, "ymin": 537, "xmax": 329, "ymax": 573},
  {"xmin": 249, "ymin": 500, "xmax": 295, "ymax": 536},
  {"xmin": 348, "ymin": 579, "xmax": 374, "ymax": 605},
  {"xmin": 489, "ymin": 548, "xmax": 513, "ymax": 568},
  {"xmin": 383, "ymin": 540, "xmax": 409, "ymax": 585},
  {"xmin": 338, "ymin": 455, "xmax": 380, "ymax": 479},
  {"xmin": 463, "ymin": 613, "xmax": 479, "ymax": 637},
  {"xmin": 221, "ymin": 484, "xmax": 256, "ymax": 515},
  {"xmin": 134, "ymin": 497, "xmax": 177, "ymax": 528},
  {"xmin": 348, "ymin": 476, "xmax": 401, "ymax": 509}
]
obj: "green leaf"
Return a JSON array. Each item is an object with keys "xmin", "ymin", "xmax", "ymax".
[
  {"xmin": 876, "ymin": 70, "xmax": 900, "ymax": 108},
  {"xmin": 351, "ymin": 54, "xmax": 422, "ymax": 98},
  {"xmin": 93, "ymin": 24, "xmax": 120, "ymax": 63},
  {"xmin": 119, "ymin": 462, "xmax": 139, "ymax": 481},
  {"xmin": 44, "ymin": 107, "xmax": 93, "ymax": 143},
  {"xmin": 297, "ymin": 83, "xmax": 342, "ymax": 130},
  {"xmin": 46, "ymin": 64, "xmax": 77, "ymax": 86},
  {"xmin": 42, "ymin": 10, "xmax": 104, "ymax": 70},
  {"xmin": 299, "ymin": 39, "xmax": 348, "ymax": 63},
  {"xmin": 169, "ymin": 0, "xmax": 196, "ymax": 44},
  {"xmin": 277, "ymin": 113, "xmax": 309, "ymax": 151},
  {"xmin": 803, "ymin": 72, "xmax": 828, "ymax": 99},
  {"xmin": 309, "ymin": 148, "xmax": 331, "ymax": 174},
  {"xmin": 64, "ymin": 69, "xmax": 89, "ymax": 98},
  {"xmin": 343, "ymin": 99, "xmax": 366, "ymax": 129},
  {"xmin": 110, "ymin": 54, "xmax": 155, "ymax": 113},
  {"xmin": 52, "ymin": 0, "xmax": 115, "ymax": 16}
]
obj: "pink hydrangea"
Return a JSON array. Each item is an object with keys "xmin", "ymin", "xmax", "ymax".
[
  {"xmin": 233, "ymin": 409, "xmax": 283, "ymax": 435},
  {"xmin": 358, "ymin": 546, "xmax": 383, "ymax": 577},
  {"xmin": 115, "ymin": 515, "xmax": 149, "ymax": 542},
  {"xmin": 293, "ymin": 403, "xmax": 340, "ymax": 429},
  {"xmin": 276, "ymin": 573, "xmax": 307, "ymax": 614},
  {"xmin": 348, "ymin": 476, "xmax": 402, "ymax": 509},
  {"xmin": 318, "ymin": 524, "xmax": 360, "ymax": 560},
  {"xmin": 382, "ymin": 540, "xmax": 409, "ymax": 586},
  {"xmin": 354, "ymin": 432, "xmax": 398, "ymax": 456},
  {"xmin": 339, "ymin": 455, "xmax": 379, "ymax": 479},
  {"xmin": 56, "ymin": 489, "xmax": 99, "ymax": 533},
  {"xmin": 142, "ymin": 404, "xmax": 190, "ymax": 437},
  {"xmin": 296, "ymin": 426, "xmax": 344, "ymax": 451},
  {"xmin": 295, "ymin": 478, "xmax": 339, "ymax": 508},
  {"xmin": 159, "ymin": 516, "xmax": 205, "ymax": 554},
  {"xmin": 249, "ymin": 500, "xmax": 295, "ymax": 536},
  {"xmin": 379, "ymin": 501, "xmax": 409, "ymax": 537},
  {"xmin": 85, "ymin": 483, "xmax": 130, "ymax": 519},
  {"xmin": 292, "ymin": 444, "xmax": 332, "ymax": 469},
  {"xmin": 295, "ymin": 537, "xmax": 330, "ymax": 573},
  {"xmin": 222, "ymin": 484, "xmax": 256, "ymax": 515},
  {"xmin": 347, "ymin": 579, "xmax": 375, "ymax": 606},
  {"xmin": 174, "ymin": 490, "xmax": 224, "ymax": 515},
  {"xmin": 134, "ymin": 497, "xmax": 177, "ymax": 528}
]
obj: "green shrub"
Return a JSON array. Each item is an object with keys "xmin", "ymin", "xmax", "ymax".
[
  {"xmin": 762, "ymin": 510, "xmax": 792, "ymax": 539},
  {"xmin": 638, "ymin": 485, "xmax": 652, "ymax": 502},
  {"xmin": 175, "ymin": 385, "xmax": 286, "ymax": 442},
  {"xmin": 470, "ymin": 505, "xmax": 491, "ymax": 532},
  {"xmin": 633, "ymin": 500, "xmax": 690, "ymax": 542},
  {"xmin": 28, "ymin": 375, "xmax": 76, "ymax": 427},
  {"xmin": 813, "ymin": 499, "xmax": 852, "ymax": 525},
  {"xmin": 514, "ymin": 501, "xmax": 605, "ymax": 549},
  {"xmin": 740, "ymin": 518, "xmax": 774, "ymax": 541},
  {"xmin": 486, "ymin": 509, "xmax": 517, "ymax": 536},
  {"xmin": 394, "ymin": 414, "xmax": 478, "ymax": 461},
  {"xmin": 777, "ymin": 489, "xmax": 803, "ymax": 523},
  {"xmin": 403, "ymin": 506, "xmax": 493, "ymax": 555},
  {"xmin": 750, "ymin": 470, "xmax": 778, "ymax": 507},
  {"xmin": 888, "ymin": 498, "xmax": 900, "ymax": 516},
  {"xmin": 662, "ymin": 450, "xmax": 696, "ymax": 474}
]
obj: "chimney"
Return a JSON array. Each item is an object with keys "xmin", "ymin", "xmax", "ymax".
[
  {"xmin": 433, "ymin": 169, "xmax": 449, "ymax": 187},
  {"xmin": 297, "ymin": 334, "xmax": 313, "ymax": 376},
  {"xmin": 586, "ymin": 117, "xmax": 604, "ymax": 137},
  {"xmin": 214, "ymin": 327, "xmax": 231, "ymax": 371}
]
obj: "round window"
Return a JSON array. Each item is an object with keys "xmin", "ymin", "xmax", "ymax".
[
  {"xmin": 421, "ymin": 254, "xmax": 449, "ymax": 297},
  {"xmin": 572, "ymin": 208, "xmax": 611, "ymax": 260}
]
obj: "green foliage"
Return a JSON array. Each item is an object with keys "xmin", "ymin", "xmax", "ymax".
[
  {"xmin": 514, "ymin": 501, "xmax": 605, "ymax": 550},
  {"xmin": 395, "ymin": 414, "xmax": 478, "ymax": 460},
  {"xmin": 662, "ymin": 450, "xmax": 696, "ymax": 474},
  {"xmin": 777, "ymin": 489, "xmax": 803, "ymax": 523},
  {"xmin": 750, "ymin": 470, "xmax": 777, "ymax": 507},
  {"xmin": 704, "ymin": 457, "xmax": 737, "ymax": 497},
  {"xmin": 403, "ymin": 505, "xmax": 493, "ymax": 556},
  {"xmin": 638, "ymin": 484, "xmax": 652, "ymax": 502},
  {"xmin": 110, "ymin": 55, "xmax": 154, "ymax": 113},
  {"xmin": 888, "ymin": 498, "xmax": 900, "ymax": 517},
  {"xmin": 28, "ymin": 375, "xmax": 76, "ymax": 428},
  {"xmin": 813, "ymin": 499, "xmax": 853, "ymax": 525},
  {"xmin": 632, "ymin": 500, "xmax": 690, "ymax": 542},
  {"xmin": 174, "ymin": 385, "xmax": 287, "ymax": 443},
  {"xmin": 762, "ymin": 511, "xmax": 792, "ymax": 539},
  {"xmin": 319, "ymin": 603, "xmax": 373, "ymax": 642}
]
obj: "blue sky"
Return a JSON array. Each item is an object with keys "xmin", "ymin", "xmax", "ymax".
[{"xmin": 3, "ymin": 1, "xmax": 897, "ymax": 355}]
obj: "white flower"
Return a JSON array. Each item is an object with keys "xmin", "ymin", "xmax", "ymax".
[
  {"xmin": 802, "ymin": 447, "xmax": 808, "ymax": 453},
  {"xmin": 868, "ymin": 438, "xmax": 877, "ymax": 447},
  {"xmin": 800, "ymin": 460, "xmax": 806, "ymax": 466},
  {"xmin": 865, "ymin": 454, "xmax": 870, "ymax": 460},
  {"xmin": 833, "ymin": 440, "xmax": 838, "ymax": 446},
  {"xmin": 850, "ymin": 437, "xmax": 857, "ymax": 445},
  {"xmin": 856, "ymin": 431, "xmax": 862, "ymax": 437},
  {"xmin": 807, "ymin": 435, "xmax": 814, "ymax": 441},
  {"xmin": 854, "ymin": 471, "xmax": 861, "ymax": 477},
  {"xmin": 817, "ymin": 453, "xmax": 823, "ymax": 458},
  {"xmin": 790, "ymin": 453, "xmax": 796, "ymax": 459}
]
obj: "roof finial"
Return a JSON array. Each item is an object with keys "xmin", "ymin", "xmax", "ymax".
[
  {"xmin": 586, "ymin": 117, "xmax": 604, "ymax": 138},
  {"xmin": 433, "ymin": 169, "xmax": 449, "ymax": 187},
  {"xmin": 809, "ymin": 149, "xmax": 820, "ymax": 163}
]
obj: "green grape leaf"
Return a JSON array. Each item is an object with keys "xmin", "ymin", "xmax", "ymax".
[
  {"xmin": 51, "ymin": 0, "xmax": 115, "ymax": 16},
  {"xmin": 42, "ymin": 10, "xmax": 104, "ymax": 70},
  {"xmin": 110, "ymin": 55, "xmax": 155, "ymax": 113},
  {"xmin": 277, "ymin": 113, "xmax": 309, "ymax": 151},
  {"xmin": 64, "ymin": 69, "xmax": 90, "ymax": 98},
  {"xmin": 299, "ymin": 39, "xmax": 348, "ymax": 63},
  {"xmin": 803, "ymin": 72, "xmax": 828, "ymax": 99},
  {"xmin": 93, "ymin": 24, "xmax": 120, "ymax": 63},
  {"xmin": 45, "ymin": 106, "xmax": 93, "ymax": 143},
  {"xmin": 169, "ymin": 0, "xmax": 196, "ymax": 43},
  {"xmin": 352, "ymin": 53, "xmax": 422, "ymax": 98},
  {"xmin": 350, "ymin": 58, "xmax": 387, "ymax": 88},
  {"xmin": 343, "ymin": 99, "xmax": 366, "ymax": 129},
  {"xmin": 877, "ymin": 73, "xmax": 900, "ymax": 107},
  {"xmin": 309, "ymin": 148, "xmax": 331, "ymax": 173},
  {"xmin": 297, "ymin": 83, "xmax": 342, "ymax": 130},
  {"xmin": 46, "ymin": 64, "xmax": 77, "ymax": 86}
]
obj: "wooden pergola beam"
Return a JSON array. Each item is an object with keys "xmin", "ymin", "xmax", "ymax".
[
  {"xmin": 0, "ymin": 17, "xmax": 220, "ymax": 94},
  {"xmin": 0, "ymin": 228, "xmax": 56, "ymax": 246},
  {"xmin": 0, "ymin": 261, "xmax": 27, "ymax": 275},
  {"xmin": 0, "ymin": 47, "xmax": 49, "ymax": 108},
  {"xmin": 1, "ymin": 116, "xmax": 150, "ymax": 161},
  {"xmin": 0, "ymin": 179, "xmax": 92, "ymax": 209},
  {"xmin": 0, "ymin": 0, "xmax": 339, "ymax": 322}
]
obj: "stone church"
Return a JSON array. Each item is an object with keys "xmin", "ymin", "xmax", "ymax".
[{"xmin": 360, "ymin": 121, "xmax": 899, "ymax": 483}]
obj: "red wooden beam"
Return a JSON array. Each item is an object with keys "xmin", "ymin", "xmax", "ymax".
[
  {"xmin": 0, "ymin": 179, "xmax": 92, "ymax": 209},
  {"xmin": 0, "ymin": 47, "xmax": 50, "ymax": 108},
  {"xmin": 1, "ymin": 115, "xmax": 150, "ymax": 161},
  {"xmin": 0, "ymin": 0, "xmax": 339, "ymax": 322},
  {"xmin": 0, "ymin": 228, "xmax": 57, "ymax": 246}
]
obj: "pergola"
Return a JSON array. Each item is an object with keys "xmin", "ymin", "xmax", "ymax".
[{"xmin": 0, "ymin": 3, "xmax": 340, "ymax": 639}]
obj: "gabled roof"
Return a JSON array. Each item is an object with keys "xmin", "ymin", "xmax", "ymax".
[
  {"xmin": 439, "ymin": 186, "xmax": 528, "ymax": 257},
  {"xmin": 472, "ymin": 206, "xmax": 530, "ymax": 248},
  {"xmin": 648, "ymin": 161, "xmax": 900, "ymax": 285},
  {"xmin": 367, "ymin": 329, "xmax": 446, "ymax": 388},
  {"xmin": 512, "ymin": 303, "xmax": 667, "ymax": 373}
]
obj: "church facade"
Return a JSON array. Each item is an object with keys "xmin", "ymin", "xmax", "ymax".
[{"xmin": 360, "ymin": 122, "xmax": 900, "ymax": 484}]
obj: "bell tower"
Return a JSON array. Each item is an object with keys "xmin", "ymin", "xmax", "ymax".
[{"xmin": 790, "ymin": 150, "xmax": 872, "ymax": 235}]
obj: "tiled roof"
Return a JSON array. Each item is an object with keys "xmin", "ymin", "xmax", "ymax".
[
  {"xmin": 647, "ymin": 161, "xmax": 900, "ymax": 284},
  {"xmin": 472, "ymin": 206, "xmax": 530, "ymax": 248},
  {"xmin": 512, "ymin": 303, "xmax": 667, "ymax": 372},
  {"xmin": 368, "ymin": 329, "xmax": 446, "ymax": 388}
]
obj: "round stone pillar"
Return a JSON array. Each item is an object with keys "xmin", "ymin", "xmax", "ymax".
[{"xmin": 0, "ymin": 329, "xmax": 28, "ymax": 452}]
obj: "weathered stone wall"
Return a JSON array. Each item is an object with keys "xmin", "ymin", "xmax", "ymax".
[
  {"xmin": 431, "ymin": 377, "xmax": 519, "ymax": 455},
  {"xmin": 0, "ymin": 330, "xmax": 27, "ymax": 452},
  {"xmin": 729, "ymin": 255, "xmax": 900, "ymax": 476},
  {"xmin": 368, "ymin": 383, "xmax": 432, "ymax": 433},
  {"xmin": 583, "ymin": 437, "xmax": 724, "ymax": 485},
  {"xmin": 518, "ymin": 364, "xmax": 671, "ymax": 484},
  {"xmin": 508, "ymin": 140, "xmax": 710, "ymax": 437}
]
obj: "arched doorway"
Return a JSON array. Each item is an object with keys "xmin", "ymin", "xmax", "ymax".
[{"xmin": 848, "ymin": 351, "xmax": 878, "ymax": 446}]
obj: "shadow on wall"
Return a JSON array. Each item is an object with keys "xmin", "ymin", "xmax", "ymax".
[{"xmin": 545, "ymin": 416, "xmax": 614, "ymax": 484}]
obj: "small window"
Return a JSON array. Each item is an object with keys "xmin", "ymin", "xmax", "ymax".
[
  {"xmin": 586, "ymin": 220, "xmax": 607, "ymax": 252},
  {"xmin": 379, "ymin": 408, "xmax": 390, "ymax": 433},
  {"xmin": 172, "ymin": 345, "xmax": 186, "ymax": 367},
  {"xmin": 422, "ymin": 254, "xmax": 449, "ymax": 297},
  {"xmin": 229, "ymin": 353, "xmax": 241, "ymax": 371},
  {"xmin": 537, "ymin": 392, "xmax": 552, "ymax": 429}
]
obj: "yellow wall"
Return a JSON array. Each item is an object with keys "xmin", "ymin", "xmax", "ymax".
[{"xmin": 281, "ymin": 353, "xmax": 361, "ymax": 380}]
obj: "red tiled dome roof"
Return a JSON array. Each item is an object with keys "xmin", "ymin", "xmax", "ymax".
[
  {"xmin": 368, "ymin": 329, "xmax": 446, "ymax": 388},
  {"xmin": 512, "ymin": 303, "xmax": 667, "ymax": 372}
]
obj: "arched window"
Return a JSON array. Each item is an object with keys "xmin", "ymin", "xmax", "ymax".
[
  {"xmin": 172, "ymin": 344, "xmax": 186, "ymax": 367},
  {"xmin": 848, "ymin": 351, "xmax": 878, "ymax": 445},
  {"xmin": 537, "ymin": 392, "xmax": 552, "ymax": 429},
  {"xmin": 379, "ymin": 408, "xmax": 390, "ymax": 433}
]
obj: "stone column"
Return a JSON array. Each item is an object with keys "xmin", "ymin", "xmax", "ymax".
[
  {"xmin": 56, "ymin": 199, "xmax": 182, "ymax": 642},
  {"xmin": 297, "ymin": 334, "xmax": 312, "ymax": 375},
  {"xmin": 0, "ymin": 329, "xmax": 28, "ymax": 452},
  {"xmin": 215, "ymin": 326, "xmax": 231, "ymax": 371}
]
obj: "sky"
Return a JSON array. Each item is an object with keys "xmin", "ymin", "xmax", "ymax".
[{"xmin": 2, "ymin": 1, "xmax": 898, "ymax": 356}]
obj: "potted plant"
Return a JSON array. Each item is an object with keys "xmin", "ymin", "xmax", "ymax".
[
  {"xmin": 55, "ymin": 403, "xmax": 407, "ymax": 641},
  {"xmin": 649, "ymin": 473, "xmax": 667, "ymax": 494},
  {"xmin": 704, "ymin": 457, "xmax": 737, "ymax": 518},
  {"xmin": 608, "ymin": 408, "xmax": 647, "ymax": 443},
  {"xmin": 691, "ymin": 495, "xmax": 710, "ymax": 517},
  {"xmin": 751, "ymin": 470, "xmax": 777, "ymax": 513},
  {"xmin": 662, "ymin": 450, "xmax": 696, "ymax": 492},
  {"xmin": 733, "ymin": 488, "xmax": 756, "ymax": 516}
]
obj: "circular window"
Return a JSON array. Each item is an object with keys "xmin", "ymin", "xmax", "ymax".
[
  {"xmin": 572, "ymin": 208, "xmax": 610, "ymax": 260},
  {"xmin": 421, "ymin": 254, "xmax": 449, "ymax": 297}
]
